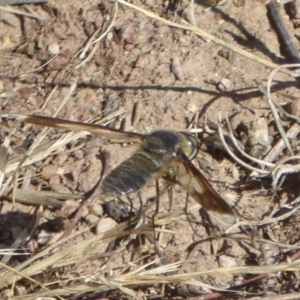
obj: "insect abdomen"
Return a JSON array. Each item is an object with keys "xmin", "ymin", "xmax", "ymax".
[{"xmin": 101, "ymin": 151, "xmax": 162, "ymax": 196}]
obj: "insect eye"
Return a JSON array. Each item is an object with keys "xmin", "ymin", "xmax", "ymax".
[{"xmin": 185, "ymin": 136, "xmax": 198, "ymax": 160}]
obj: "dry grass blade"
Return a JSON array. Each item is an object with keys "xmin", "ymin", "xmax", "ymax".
[
  {"xmin": 222, "ymin": 233, "xmax": 300, "ymax": 250},
  {"xmin": 0, "ymin": 227, "xmax": 28, "ymax": 269},
  {"xmin": 1, "ymin": 187, "xmax": 83, "ymax": 206},
  {"xmin": 0, "ymin": 136, "xmax": 11, "ymax": 189},
  {"xmin": 0, "ymin": 4, "xmax": 47, "ymax": 19}
]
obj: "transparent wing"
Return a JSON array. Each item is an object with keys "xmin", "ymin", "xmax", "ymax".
[
  {"xmin": 1, "ymin": 114, "xmax": 143, "ymax": 142},
  {"xmin": 170, "ymin": 151, "xmax": 236, "ymax": 227}
]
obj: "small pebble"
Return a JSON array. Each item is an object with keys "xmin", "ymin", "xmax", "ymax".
[
  {"xmin": 106, "ymin": 32, "xmax": 113, "ymax": 41},
  {"xmin": 52, "ymin": 152, "xmax": 68, "ymax": 166},
  {"xmin": 289, "ymin": 98, "xmax": 300, "ymax": 117},
  {"xmin": 85, "ymin": 213, "xmax": 99, "ymax": 224},
  {"xmin": 60, "ymin": 199, "xmax": 80, "ymax": 217},
  {"xmin": 49, "ymin": 174, "xmax": 61, "ymax": 186},
  {"xmin": 217, "ymin": 78, "xmax": 231, "ymax": 92},
  {"xmin": 171, "ymin": 56, "xmax": 184, "ymax": 81},
  {"xmin": 48, "ymin": 42, "xmax": 60, "ymax": 55},
  {"xmin": 27, "ymin": 239, "xmax": 38, "ymax": 253},
  {"xmin": 0, "ymin": 80, "xmax": 4, "ymax": 92},
  {"xmin": 135, "ymin": 54, "xmax": 149, "ymax": 68},
  {"xmin": 90, "ymin": 203, "xmax": 103, "ymax": 217},
  {"xmin": 219, "ymin": 255, "xmax": 237, "ymax": 268},
  {"xmin": 96, "ymin": 217, "xmax": 116, "ymax": 235},
  {"xmin": 37, "ymin": 230, "xmax": 53, "ymax": 245},
  {"xmin": 42, "ymin": 165, "xmax": 58, "ymax": 180},
  {"xmin": 186, "ymin": 101, "xmax": 198, "ymax": 113},
  {"xmin": 231, "ymin": 164, "xmax": 240, "ymax": 181}
]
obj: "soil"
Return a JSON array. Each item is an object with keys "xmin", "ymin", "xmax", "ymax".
[{"xmin": 0, "ymin": 0, "xmax": 300, "ymax": 299}]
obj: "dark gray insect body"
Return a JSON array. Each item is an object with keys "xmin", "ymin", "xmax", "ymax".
[{"xmin": 101, "ymin": 130, "xmax": 198, "ymax": 196}]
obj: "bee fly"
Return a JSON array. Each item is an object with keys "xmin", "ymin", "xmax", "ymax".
[{"xmin": 2, "ymin": 113, "xmax": 236, "ymax": 227}]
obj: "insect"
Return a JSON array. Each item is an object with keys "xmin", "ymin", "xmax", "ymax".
[{"xmin": 2, "ymin": 113, "xmax": 236, "ymax": 227}]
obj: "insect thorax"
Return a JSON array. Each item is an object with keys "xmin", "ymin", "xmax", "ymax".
[{"xmin": 142, "ymin": 130, "xmax": 198, "ymax": 159}]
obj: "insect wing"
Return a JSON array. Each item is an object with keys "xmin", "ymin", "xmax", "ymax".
[
  {"xmin": 1, "ymin": 114, "xmax": 143, "ymax": 142},
  {"xmin": 170, "ymin": 152, "xmax": 235, "ymax": 227}
]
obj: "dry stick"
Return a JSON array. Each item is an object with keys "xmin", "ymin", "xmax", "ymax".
[
  {"xmin": 218, "ymin": 116, "xmax": 269, "ymax": 175},
  {"xmin": 273, "ymin": 97, "xmax": 300, "ymax": 123},
  {"xmin": 266, "ymin": 64, "xmax": 300, "ymax": 155},
  {"xmin": 271, "ymin": 155, "xmax": 300, "ymax": 184},
  {"xmin": 76, "ymin": 32, "xmax": 101, "ymax": 68},
  {"xmin": 263, "ymin": 85, "xmax": 294, "ymax": 156},
  {"xmin": 263, "ymin": 123, "xmax": 300, "ymax": 163},
  {"xmin": 190, "ymin": 0, "xmax": 197, "ymax": 27},
  {"xmin": 267, "ymin": 1, "xmax": 300, "ymax": 63},
  {"xmin": 0, "ymin": 137, "xmax": 11, "ymax": 189},
  {"xmin": 116, "ymin": 0, "xmax": 292, "ymax": 75},
  {"xmin": 92, "ymin": 0, "xmax": 118, "ymax": 45},
  {"xmin": 0, "ymin": 228, "xmax": 28, "ymax": 267},
  {"xmin": 224, "ymin": 115, "xmax": 275, "ymax": 168}
]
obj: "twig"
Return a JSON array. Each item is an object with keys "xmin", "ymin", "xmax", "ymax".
[
  {"xmin": 218, "ymin": 116, "xmax": 269, "ymax": 175},
  {"xmin": 263, "ymin": 123, "xmax": 300, "ymax": 163},
  {"xmin": 266, "ymin": 64, "xmax": 300, "ymax": 156},
  {"xmin": 267, "ymin": 1, "xmax": 300, "ymax": 63},
  {"xmin": 271, "ymin": 156, "xmax": 300, "ymax": 188},
  {"xmin": 93, "ymin": 1, "xmax": 118, "ymax": 45},
  {"xmin": 224, "ymin": 115, "xmax": 275, "ymax": 168},
  {"xmin": 190, "ymin": 0, "xmax": 197, "ymax": 27}
]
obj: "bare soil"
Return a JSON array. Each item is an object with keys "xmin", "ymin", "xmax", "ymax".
[{"xmin": 0, "ymin": 0, "xmax": 300, "ymax": 299}]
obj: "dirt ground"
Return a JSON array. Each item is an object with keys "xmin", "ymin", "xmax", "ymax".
[{"xmin": 0, "ymin": 0, "xmax": 300, "ymax": 299}]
